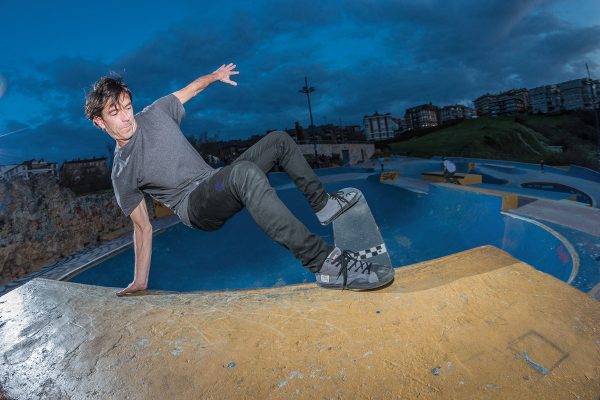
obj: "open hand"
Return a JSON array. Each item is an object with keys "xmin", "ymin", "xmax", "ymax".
[
  {"xmin": 213, "ymin": 63, "xmax": 239, "ymax": 86},
  {"xmin": 116, "ymin": 281, "xmax": 147, "ymax": 297}
]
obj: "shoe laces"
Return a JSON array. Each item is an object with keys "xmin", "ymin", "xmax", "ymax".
[
  {"xmin": 331, "ymin": 249, "xmax": 373, "ymax": 287},
  {"xmin": 327, "ymin": 190, "xmax": 352, "ymax": 208}
]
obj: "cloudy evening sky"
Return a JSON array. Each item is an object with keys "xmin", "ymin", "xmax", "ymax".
[{"xmin": 0, "ymin": 0, "xmax": 599, "ymax": 164}]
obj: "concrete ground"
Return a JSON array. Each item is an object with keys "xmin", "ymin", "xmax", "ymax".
[
  {"xmin": 380, "ymin": 157, "xmax": 600, "ymax": 297},
  {"xmin": 1, "ymin": 245, "xmax": 598, "ymax": 399},
  {"xmin": 380, "ymin": 157, "xmax": 600, "ymax": 207},
  {"xmin": 474, "ymin": 163, "xmax": 600, "ymax": 206}
]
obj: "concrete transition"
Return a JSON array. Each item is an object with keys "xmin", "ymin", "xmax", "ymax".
[{"xmin": 0, "ymin": 246, "xmax": 598, "ymax": 399}]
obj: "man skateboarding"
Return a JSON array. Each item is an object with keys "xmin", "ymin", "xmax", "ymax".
[{"xmin": 85, "ymin": 64, "xmax": 394, "ymax": 296}]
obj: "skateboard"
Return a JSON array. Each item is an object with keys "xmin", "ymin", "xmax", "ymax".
[{"xmin": 332, "ymin": 188, "xmax": 392, "ymax": 267}]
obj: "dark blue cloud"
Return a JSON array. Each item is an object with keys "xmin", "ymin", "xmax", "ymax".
[
  {"xmin": 1, "ymin": 0, "xmax": 598, "ymax": 164},
  {"xmin": 0, "ymin": 118, "xmax": 112, "ymax": 164}
]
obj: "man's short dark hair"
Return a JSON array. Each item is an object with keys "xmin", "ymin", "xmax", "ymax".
[{"xmin": 85, "ymin": 76, "xmax": 132, "ymax": 126}]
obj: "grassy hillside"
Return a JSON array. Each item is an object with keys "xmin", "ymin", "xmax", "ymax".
[{"xmin": 388, "ymin": 112, "xmax": 598, "ymax": 169}]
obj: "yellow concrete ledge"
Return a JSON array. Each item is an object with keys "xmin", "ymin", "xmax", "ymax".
[
  {"xmin": 421, "ymin": 171, "xmax": 483, "ymax": 185},
  {"xmin": 435, "ymin": 182, "xmax": 519, "ymax": 212},
  {"xmin": 0, "ymin": 245, "xmax": 598, "ymax": 399},
  {"xmin": 380, "ymin": 169, "xmax": 400, "ymax": 182}
]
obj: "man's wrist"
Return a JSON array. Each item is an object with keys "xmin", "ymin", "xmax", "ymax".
[{"xmin": 209, "ymin": 72, "xmax": 221, "ymax": 83}]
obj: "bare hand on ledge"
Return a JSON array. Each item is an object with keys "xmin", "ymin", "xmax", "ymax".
[{"xmin": 116, "ymin": 281, "xmax": 147, "ymax": 297}]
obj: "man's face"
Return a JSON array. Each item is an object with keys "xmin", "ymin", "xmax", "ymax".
[{"xmin": 93, "ymin": 92, "xmax": 135, "ymax": 141}]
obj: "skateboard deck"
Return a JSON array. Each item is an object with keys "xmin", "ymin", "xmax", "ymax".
[{"xmin": 333, "ymin": 188, "xmax": 392, "ymax": 267}]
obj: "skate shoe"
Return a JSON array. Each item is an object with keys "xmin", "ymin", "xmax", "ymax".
[{"xmin": 315, "ymin": 247, "xmax": 395, "ymax": 290}]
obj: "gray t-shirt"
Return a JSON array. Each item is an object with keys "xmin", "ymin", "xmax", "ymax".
[{"xmin": 111, "ymin": 94, "xmax": 215, "ymax": 227}]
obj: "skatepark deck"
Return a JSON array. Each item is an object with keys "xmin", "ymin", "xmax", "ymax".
[
  {"xmin": 508, "ymin": 198, "xmax": 600, "ymax": 237},
  {"xmin": 0, "ymin": 245, "xmax": 598, "ymax": 399}
]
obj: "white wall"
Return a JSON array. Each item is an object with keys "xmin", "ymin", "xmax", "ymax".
[{"xmin": 298, "ymin": 143, "xmax": 375, "ymax": 165}]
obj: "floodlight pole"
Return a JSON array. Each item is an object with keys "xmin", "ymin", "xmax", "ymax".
[
  {"xmin": 587, "ymin": 64, "xmax": 600, "ymax": 171},
  {"xmin": 299, "ymin": 76, "xmax": 315, "ymax": 128},
  {"xmin": 596, "ymin": 93, "xmax": 600, "ymax": 171}
]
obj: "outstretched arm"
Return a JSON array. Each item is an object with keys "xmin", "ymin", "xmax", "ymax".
[
  {"xmin": 173, "ymin": 63, "xmax": 239, "ymax": 105},
  {"xmin": 116, "ymin": 199, "xmax": 153, "ymax": 297}
]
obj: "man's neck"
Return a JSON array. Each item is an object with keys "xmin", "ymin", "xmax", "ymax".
[
  {"xmin": 116, "ymin": 119, "xmax": 137, "ymax": 148},
  {"xmin": 117, "ymin": 138, "xmax": 130, "ymax": 149}
]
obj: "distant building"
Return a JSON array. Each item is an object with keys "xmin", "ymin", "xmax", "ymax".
[
  {"xmin": 319, "ymin": 124, "xmax": 363, "ymax": 142},
  {"xmin": 473, "ymin": 94, "xmax": 494, "ymax": 117},
  {"xmin": 219, "ymin": 142, "xmax": 243, "ymax": 162},
  {"xmin": 391, "ymin": 117, "xmax": 406, "ymax": 133},
  {"xmin": 557, "ymin": 78, "xmax": 597, "ymax": 111},
  {"xmin": 489, "ymin": 89, "xmax": 528, "ymax": 116},
  {"xmin": 0, "ymin": 164, "xmax": 18, "ymax": 180},
  {"xmin": 297, "ymin": 143, "xmax": 375, "ymax": 166},
  {"xmin": 363, "ymin": 112, "xmax": 400, "ymax": 141},
  {"xmin": 478, "ymin": 78, "xmax": 599, "ymax": 116},
  {"xmin": 439, "ymin": 104, "xmax": 475, "ymax": 124},
  {"xmin": 529, "ymin": 84, "xmax": 562, "ymax": 114},
  {"xmin": 60, "ymin": 157, "xmax": 111, "ymax": 194},
  {"xmin": 474, "ymin": 88, "xmax": 530, "ymax": 116},
  {"xmin": 292, "ymin": 124, "xmax": 364, "ymax": 143},
  {"xmin": 293, "ymin": 121, "xmax": 305, "ymax": 142},
  {"xmin": 0, "ymin": 159, "xmax": 59, "ymax": 180},
  {"xmin": 404, "ymin": 103, "xmax": 439, "ymax": 130}
]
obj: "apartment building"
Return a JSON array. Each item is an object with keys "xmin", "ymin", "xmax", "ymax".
[
  {"xmin": 0, "ymin": 159, "xmax": 59, "ymax": 180},
  {"xmin": 60, "ymin": 157, "xmax": 111, "ymax": 194},
  {"xmin": 474, "ymin": 88, "xmax": 530, "ymax": 116},
  {"xmin": 404, "ymin": 103, "xmax": 439, "ymax": 130},
  {"xmin": 529, "ymin": 84, "xmax": 562, "ymax": 114},
  {"xmin": 558, "ymin": 78, "xmax": 597, "ymax": 111},
  {"xmin": 478, "ymin": 77, "xmax": 598, "ymax": 116},
  {"xmin": 363, "ymin": 112, "xmax": 400, "ymax": 141},
  {"xmin": 439, "ymin": 104, "xmax": 475, "ymax": 123}
]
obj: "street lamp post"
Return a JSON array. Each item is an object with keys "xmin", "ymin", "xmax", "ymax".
[
  {"xmin": 586, "ymin": 64, "xmax": 600, "ymax": 171},
  {"xmin": 299, "ymin": 77, "xmax": 318, "ymax": 166},
  {"xmin": 595, "ymin": 92, "xmax": 600, "ymax": 171}
]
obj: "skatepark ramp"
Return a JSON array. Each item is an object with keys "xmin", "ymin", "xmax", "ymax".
[{"xmin": 1, "ymin": 246, "xmax": 598, "ymax": 399}]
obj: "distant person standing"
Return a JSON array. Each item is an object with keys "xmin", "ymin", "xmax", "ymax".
[
  {"xmin": 378, "ymin": 157, "xmax": 385, "ymax": 172},
  {"xmin": 442, "ymin": 158, "xmax": 460, "ymax": 184},
  {"xmin": 540, "ymin": 159, "xmax": 545, "ymax": 173}
]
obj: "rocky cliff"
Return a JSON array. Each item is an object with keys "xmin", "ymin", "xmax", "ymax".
[{"xmin": 0, "ymin": 175, "xmax": 155, "ymax": 284}]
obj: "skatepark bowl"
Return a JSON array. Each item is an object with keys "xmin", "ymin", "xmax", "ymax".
[
  {"xmin": 67, "ymin": 161, "xmax": 599, "ymax": 295},
  {"xmin": 1, "ymin": 157, "xmax": 599, "ymax": 399}
]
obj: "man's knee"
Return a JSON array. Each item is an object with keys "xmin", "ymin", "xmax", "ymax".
[
  {"xmin": 265, "ymin": 130, "xmax": 294, "ymax": 146},
  {"xmin": 229, "ymin": 161, "xmax": 272, "ymax": 203},
  {"xmin": 231, "ymin": 160, "xmax": 260, "ymax": 173},
  {"xmin": 230, "ymin": 161, "xmax": 267, "ymax": 185}
]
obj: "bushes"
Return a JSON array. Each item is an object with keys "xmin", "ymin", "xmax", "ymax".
[{"xmin": 545, "ymin": 145, "xmax": 597, "ymax": 169}]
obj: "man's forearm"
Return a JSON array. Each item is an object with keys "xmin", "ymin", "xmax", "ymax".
[
  {"xmin": 174, "ymin": 64, "xmax": 238, "ymax": 105},
  {"xmin": 132, "ymin": 225, "xmax": 153, "ymax": 287},
  {"xmin": 188, "ymin": 73, "xmax": 220, "ymax": 95},
  {"xmin": 174, "ymin": 73, "xmax": 220, "ymax": 105}
]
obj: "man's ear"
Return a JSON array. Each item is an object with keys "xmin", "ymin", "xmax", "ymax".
[{"xmin": 93, "ymin": 116, "xmax": 105, "ymax": 130}]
